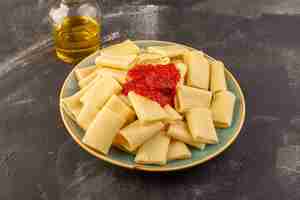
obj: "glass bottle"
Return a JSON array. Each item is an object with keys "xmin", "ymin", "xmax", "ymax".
[{"xmin": 49, "ymin": 0, "xmax": 102, "ymax": 64}]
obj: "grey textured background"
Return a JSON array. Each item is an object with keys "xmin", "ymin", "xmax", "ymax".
[{"xmin": 0, "ymin": 0, "xmax": 300, "ymax": 199}]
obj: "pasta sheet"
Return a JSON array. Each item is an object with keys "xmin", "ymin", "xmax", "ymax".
[
  {"xmin": 135, "ymin": 132, "xmax": 170, "ymax": 165},
  {"xmin": 186, "ymin": 107, "xmax": 218, "ymax": 144},
  {"xmin": 83, "ymin": 107, "xmax": 126, "ymax": 155},
  {"xmin": 210, "ymin": 60, "xmax": 227, "ymax": 93},
  {"xmin": 211, "ymin": 91, "xmax": 236, "ymax": 128},
  {"xmin": 184, "ymin": 51, "xmax": 210, "ymax": 90},
  {"xmin": 167, "ymin": 140, "xmax": 192, "ymax": 161},
  {"xmin": 119, "ymin": 120, "xmax": 164, "ymax": 151},
  {"xmin": 128, "ymin": 92, "xmax": 168, "ymax": 123},
  {"xmin": 176, "ymin": 85, "xmax": 212, "ymax": 112},
  {"xmin": 77, "ymin": 76, "xmax": 122, "ymax": 130},
  {"xmin": 75, "ymin": 66, "xmax": 97, "ymax": 81},
  {"xmin": 167, "ymin": 121, "xmax": 205, "ymax": 149}
]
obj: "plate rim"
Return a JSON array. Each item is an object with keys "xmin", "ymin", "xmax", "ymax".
[{"xmin": 59, "ymin": 40, "xmax": 246, "ymax": 172}]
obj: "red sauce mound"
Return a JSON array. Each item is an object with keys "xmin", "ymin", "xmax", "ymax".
[{"xmin": 122, "ymin": 63, "xmax": 180, "ymax": 107}]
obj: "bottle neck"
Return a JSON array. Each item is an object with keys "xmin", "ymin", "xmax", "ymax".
[{"xmin": 62, "ymin": 0, "xmax": 89, "ymax": 5}]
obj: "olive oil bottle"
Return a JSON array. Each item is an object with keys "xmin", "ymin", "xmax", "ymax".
[{"xmin": 49, "ymin": 0, "xmax": 102, "ymax": 63}]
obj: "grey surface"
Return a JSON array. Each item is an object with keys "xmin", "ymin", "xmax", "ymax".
[{"xmin": 0, "ymin": 0, "xmax": 300, "ymax": 199}]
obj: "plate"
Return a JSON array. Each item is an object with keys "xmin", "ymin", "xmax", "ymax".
[{"xmin": 59, "ymin": 40, "xmax": 246, "ymax": 172}]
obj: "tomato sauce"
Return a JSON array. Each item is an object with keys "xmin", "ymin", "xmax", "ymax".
[{"xmin": 122, "ymin": 63, "xmax": 180, "ymax": 107}]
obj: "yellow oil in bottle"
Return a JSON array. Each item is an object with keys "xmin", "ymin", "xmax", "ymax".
[{"xmin": 53, "ymin": 16, "xmax": 100, "ymax": 63}]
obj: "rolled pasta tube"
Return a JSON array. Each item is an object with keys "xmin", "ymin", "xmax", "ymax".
[
  {"xmin": 138, "ymin": 52, "xmax": 164, "ymax": 60},
  {"xmin": 75, "ymin": 66, "xmax": 97, "ymax": 81},
  {"xmin": 97, "ymin": 68, "xmax": 127, "ymax": 84},
  {"xmin": 147, "ymin": 45, "xmax": 189, "ymax": 58},
  {"xmin": 171, "ymin": 58, "xmax": 184, "ymax": 64},
  {"xmin": 113, "ymin": 143, "xmax": 136, "ymax": 154},
  {"xmin": 119, "ymin": 120, "xmax": 164, "ymax": 151},
  {"xmin": 167, "ymin": 120, "xmax": 205, "ymax": 149},
  {"xmin": 211, "ymin": 91, "xmax": 236, "ymax": 128},
  {"xmin": 61, "ymin": 102, "xmax": 80, "ymax": 122},
  {"xmin": 61, "ymin": 82, "xmax": 94, "ymax": 120},
  {"xmin": 77, "ymin": 76, "xmax": 122, "ymax": 130},
  {"xmin": 95, "ymin": 53, "xmax": 137, "ymax": 70},
  {"xmin": 174, "ymin": 62, "xmax": 187, "ymax": 85},
  {"xmin": 104, "ymin": 95, "xmax": 136, "ymax": 125},
  {"xmin": 135, "ymin": 132, "xmax": 170, "ymax": 165},
  {"xmin": 138, "ymin": 56, "xmax": 170, "ymax": 65},
  {"xmin": 82, "ymin": 107, "xmax": 126, "ymax": 155},
  {"xmin": 136, "ymin": 53, "xmax": 169, "ymax": 65},
  {"xmin": 100, "ymin": 40, "xmax": 140, "ymax": 56},
  {"xmin": 112, "ymin": 134, "xmax": 137, "ymax": 154},
  {"xmin": 210, "ymin": 60, "xmax": 227, "ymax": 93},
  {"xmin": 118, "ymin": 94, "xmax": 132, "ymax": 107},
  {"xmin": 80, "ymin": 75, "xmax": 121, "ymax": 103},
  {"xmin": 167, "ymin": 140, "xmax": 192, "ymax": 161},
  {"xmin": 128, "ymin": 92, "xmax": 168, "ymax": 123},
  {"xmin": 78, "ymin": 70, "xmax": 98, "ymax": 89},
  {"xmin": 164, "ymin": 104, "xmax": 183, "ymax": 122},
  {"xmin": 184, "ymin": 50, "xmax": 210, "ymax": 90},
  {"xmin": 186, "ymin": 107, "xmax": 218, "ymax": 144},
  {"xmin": 176, "ymin": 85, "xmax": 212, "ymax": 112}
]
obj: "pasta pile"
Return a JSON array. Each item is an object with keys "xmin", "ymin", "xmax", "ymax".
[{"xmin": 61, "ymin": 40, "xmax": 236, "ymax": 165}]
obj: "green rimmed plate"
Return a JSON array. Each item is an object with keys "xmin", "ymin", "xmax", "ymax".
[{"xmin": 59, "ymin": 40, "xmax": 246, "ymax": 172}]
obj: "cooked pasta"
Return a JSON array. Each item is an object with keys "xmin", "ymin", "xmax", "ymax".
[
  {"xmin": 118, "ymin": 94, "xmax": 132, "ymax": 107},
  {"xmin": 210, "ymin": 60, "xmax": 227, "ymax": 93},
  {"xmin": 95, "ymin": 53, "xmax": 137, "ymax": 70},
  {"xmin": 174, "ymin": 62, "xmax": 187, "ymax": 85},
  {"xmin": 211, "ymin": 90, "xmax": 236, "ymax": 128},
  {"xmin": 147, "ymin": 45, "xmax": 188, "ymax": 58},
  {"xmin": 137, "ymin": 53, "xmax": 170, "ymax": 65},
  {"xmin": 75, "ymin": 65, "xmax": 97, "ymax": 81},
  {"xmin": 128, "ymin": 91, "xmax": 168, "ymax": 123},
  {"xmin": 61, "ymin": 40, "xmax": 237, "ymax": 166},
  {"xmin": 167, "ymin": 120, "xmax": 205, "ymax": 149},
  {"xmin": 184, "ymin": 50, "xmax": 210, "ymax": 90},
  {"xmin": 103, "ymin": 94, "xmax": 136, "ymax": 124},
  {"xmin": 135, "ymin": 132, "xmax": 170, "ymax": 165},
  {"xmin": 186, "ymin": 107, "xmax": 218, "ymax": 144},
  {"xmin": 78, "ymin": 70, "xmax": 98, "ymax": 88},
  {"xmin": 82, "ymin": 107, "xmax": 126, "ymax": 154},
  {"xmin": 61, "ymin": 81, "xmax": 94, "ymax": 120},
  {"xmin": 176, "ymin": 85, "xmax": 212, "ymax": 112},
  {"xmin": 77, "ymin": 75, "xmax": 122, "ymax": 130},
  {"xmin": 97, "ymin": 68, "xmax": 127, "ymax": 84},
  {"xmin": 164, "ymin": 104, "xmax": 183, "ymax": 122},
  {"xmin": 167, "ymin": 140, "xmax": 192, "ymax": 161},
  {"xmin": 100, "ymin": 40, "xmax": 140, "ymax": 56},
  {"xmin": 119, "ymin": 120, "xmax": 164, "ymax": 151}
]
